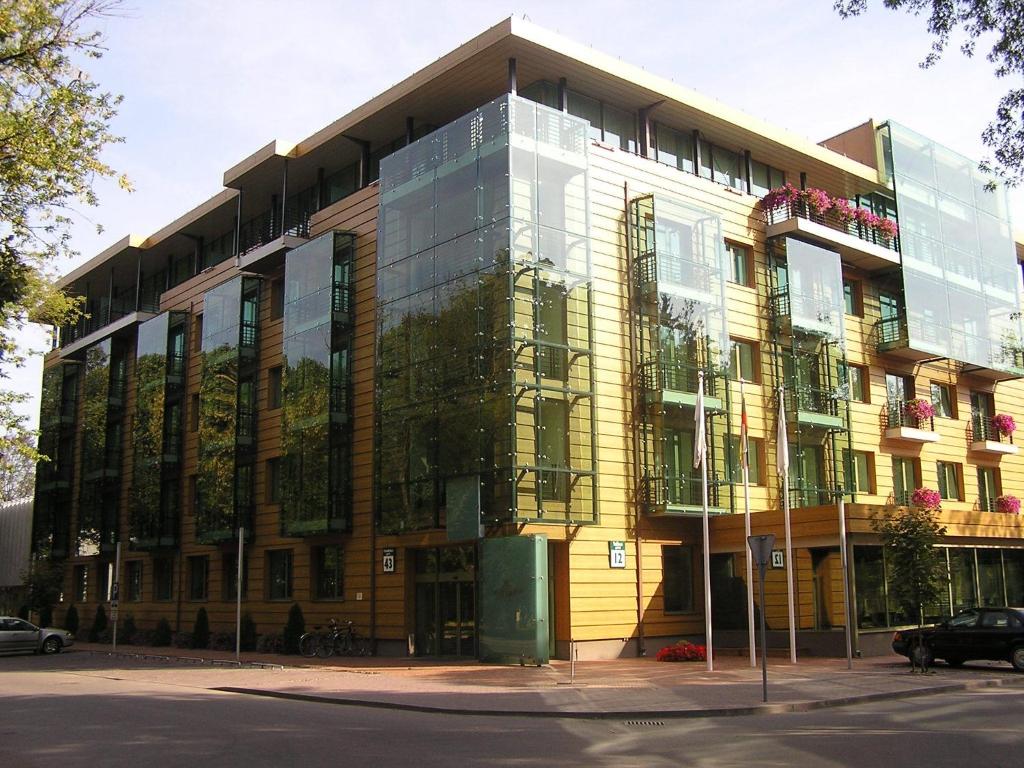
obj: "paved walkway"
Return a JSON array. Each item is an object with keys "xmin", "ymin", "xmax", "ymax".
[{"xmin": 68, "ymin": 641, "xmax": 1024, "ymax": 718}]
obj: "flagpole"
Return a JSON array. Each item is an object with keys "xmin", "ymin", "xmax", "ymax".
[
  {"xmin": 696, "ymin": 371, "xmax": 713, "ymax": 673},
  {"xmin": 778, "ymin": 385, "xmax": 797, "ymax": 664},
  {"xmin": 741, "ymin": 379, "xmax": 755, "ymax": 668}
]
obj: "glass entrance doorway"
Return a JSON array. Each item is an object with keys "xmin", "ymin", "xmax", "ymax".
[{"xmin": 414, "ymin": 545, "xmax": 476, "ymax": 657}]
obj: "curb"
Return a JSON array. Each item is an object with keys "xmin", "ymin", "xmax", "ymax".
[
  {"xmin": 213, "ymin": 676, "xmax": 1021, "ymax": 720},
  {"xmin": 81, "ymin": 649, "xmax": 285, "ymax": 670}
]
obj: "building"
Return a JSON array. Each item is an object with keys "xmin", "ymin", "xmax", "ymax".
[
  {"xmin": 32, "ymin": 18, "xmax": 1024, "ymax": 661},
  {"xmin": 0, "ymin": 498, "xmax": 33, "ymax": 614}
]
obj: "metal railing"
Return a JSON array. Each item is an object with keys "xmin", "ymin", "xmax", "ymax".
[
  {"xmin": 887, "ymin": 398, "xmax": 935, "ymax": 431},
  {"xmin": 763, "ymin": 199, "xmax": 900, "ymax": 253},
  {"xmin": 644, "ymin": 472, "xmax": 722, "ymax": 508},
  {"xmin": 784, "ymin": 385, "xmax": 841, "ymax": 418},
  {"xmin": 639, "ymin": 360, "xmax": 718, "ymax": 397},
  {"xmin": 789, "ymin": 486, "xmax": 834, "ymax": 508},
  {"xmin": 972, "ymin": 415, "xmax": 1014, "ymax": 444}
]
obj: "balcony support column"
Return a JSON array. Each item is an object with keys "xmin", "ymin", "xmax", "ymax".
[
  {"xmin": 507, "ymin": 57, "xmax": 517, "ymax": 95},
  {"xmin": 281, "ymin": 160, "xmax": 289, "ymax": 238},
  {"xmin": 134, "ymin": 250, "xmax": 142, "ymax": 312},
  {"xmin": 234, "ymin": 189, "xmax": 242, "ymax": 258},
  {"xmin": 558, "ymin": 78, "xmax": 567, "ymax": 112}
]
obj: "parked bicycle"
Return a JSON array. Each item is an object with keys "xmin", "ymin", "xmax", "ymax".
[{"xmin": 299, "ymin": 618, "xmax": 368, "ymax": 658}]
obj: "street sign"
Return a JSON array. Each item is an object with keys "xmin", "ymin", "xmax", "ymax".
[
  {"xmin": 747, "ymin": 534, "xmax": 775, "ymax": 569},
  {"xmin": 771, "ymin": 550, "xmax": 785, "ymax": 569},
  {"xmin": 747, "ymin": 533, "xmax": 776, "ymax": 704},
  {"xmin": 382, "ymin": 548, "xmax": 396, "ymax": 573},
  {"xmin": 608, "ymin": 541, "xmax": 626, "ymax": 569},
  {"xmin": 111, "ymin": 582, "xmax": 119, "ymax": 602}
]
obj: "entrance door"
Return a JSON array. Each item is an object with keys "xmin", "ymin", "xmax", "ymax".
[{"xmin": 413, "ymin": 545, "xmax": 476, "ymax": 657}]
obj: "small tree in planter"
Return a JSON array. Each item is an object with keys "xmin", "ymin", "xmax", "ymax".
[
  {"xmin": 64, "ymin": 604, "xmax": 79, "ymax": 635},
  {"xmin": 192, "ymin": 607, "xmax": 210, "ymax": 649},
  {"xmin": 283, "ymin": 603, "xmax": 305, "ymax": 655},
  {"xmin": 88, "ymin": 605, "xmax": 108, "ymax": 642},
  {"xmin": 874, "ymin": 504, "xmax": 948, "ymax": 673}
]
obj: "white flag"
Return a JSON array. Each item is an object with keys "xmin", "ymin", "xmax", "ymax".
[
  {"xmin": 694, "ymin": 372, "xmax": 706, "ymax": 470},
  {"xmin": 777, "ymin": 386, "xmax": 789, "ymax": 477}
]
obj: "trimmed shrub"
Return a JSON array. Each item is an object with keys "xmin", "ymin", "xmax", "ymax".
[
  {"xmin": 64, "ymin": 604, "xmax": 79, "ymax": 635},
  {"xmin": 132, "ymin": 629, "xmax": 153, "ymax": 647},
  {"xmin": 655, "ymin": 641, "xmax": 707, "ymax": 662},
  {"xmin": 240, "ymin": 613, "xmax": 257, "ymax": 652},
  {"xmin": 209, "ymin": 631, "xmax": 235, "ymax": 651},
  {"xmin": 121, "ymin": 614, "xmax": 137, "ymax": 645},
  {"xmin": 171, "ymin": 631, "xmax": 193, "ymax": 648},
  {"xmin": 282, "ymin": 603, "xmax": 304, "ymax": 654},
  {"xmin": 256, "ymin": 632, "xmax": 284, "ymax": 654},
  {"xmin": 152, "ymin": 617, "xmax": 173, "ymax": 647},
  {"xmin": 88, "ymin": 605, "xmax": 108, "ymax": 642},
  {"xmin": 192, "ymin": 607, "xmax": 210, "ymax": 649}
]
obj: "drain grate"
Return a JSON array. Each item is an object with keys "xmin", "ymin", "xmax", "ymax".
[{"xmin": 623, "ymin": 720, "xmax": 665, "ymax": 727}]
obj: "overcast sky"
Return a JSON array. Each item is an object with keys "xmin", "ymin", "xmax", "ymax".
[{"xmin": 12, "ymin": 0, "xmax": 1023, "ymax": 428}]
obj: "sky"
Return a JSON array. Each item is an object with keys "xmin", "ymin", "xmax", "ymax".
[{"xmin": 11, "ymin": 0, "xmax": 1023, "ymax": 428}]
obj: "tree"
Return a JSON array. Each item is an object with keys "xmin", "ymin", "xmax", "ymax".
[
  {"xmin": 0, "ymin": 432, "xmax": 36, "ymax": 500},
  {"xmin": 873, "ymin": 503, "xmax": 949, "ymax": 670},
  {"xmin": 0, "ymin": 1, "xmax": 128, "ymax": 458},
  {"xmin": 20, "ymin": 556, "xmax": 63, "ymax": 620},
  {"xmin": 835, "ymin": 1, "xmax": 1024, "ymax": 185}
]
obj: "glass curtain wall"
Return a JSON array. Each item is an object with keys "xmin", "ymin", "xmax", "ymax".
[
  {"xmin": 630, "ymin": 194, "xmax": 731, "ymax": 512},
  {"xmin": 33, "ymin": 364, "xmax": 79, "ymax": 557},
  {"xmin": 881, "ymin": 123, "xmax": 1023, "ymax": 374},
  {"xmin": 130, "ymin": 311, "xmax": 187, "ymax": 548},
  {"xmin": 77, "ymin": 338, "xmax": 128, "ymax": 555},
  {"xmin": 376, "ymin": 94, "xmax": 596, "ymax": 534},
  {"xmin": 196, "ymin": 276, "xmax": 260, "ymax": 543},
  {"xmin": 280, "ymin": 231, "xmax": 354, "ymax": 535}
]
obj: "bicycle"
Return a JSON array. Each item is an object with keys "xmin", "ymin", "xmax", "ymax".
[{"xmin": 299, "ymin": 618, "xmax": 367, "ymax": 658}]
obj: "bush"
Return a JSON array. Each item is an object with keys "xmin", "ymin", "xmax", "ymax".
[
  {"xmin": 655, "ymin": 641, "xmax": 707, "ymax": 662},
  {"xmin": 171, "ymin": 631, "xmax": 193, "ymax": 648},
  {"xmin": 209, "ymin": 631, "xmax": 235, "ymax": 651},
  {"xmin": 88, "ymin": 605, "xmax": 108, "ymax": 642},
  {"xmin": 240, "ymin": 613, "xmax": 257, "ymax": 652},
  {"xmin": 64, "ymin": 604, "xmax": 79, "ymax": 635},
  {"xmin": 192, "ymin": 607, "xmax": 210, "ymax": 649},
  {"xmin": 95, "ymin": 627, "xmax": 112, "ymax": 644},
  {"xmin": 120, "ymin": 614, "xmax": 137, "ymax": 645},
  {"xmin": 256, "ymin": 632, "xmax": 284, "ymax": 654},
  {"xmin": 282, "ymin": 603, "xmax": 304, "ymax": 654},
  {"xmin": 39, "ymin": 605, "xmax": 53, "ymax": 628},
  {"xmin": 132, "ymin": 629, "xmax": 153, "ymax": 647},
  {"xmin": 151, "ymin": 618, "xmax": 173, "ymax": 647}
]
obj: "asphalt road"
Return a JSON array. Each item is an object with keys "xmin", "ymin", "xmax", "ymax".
[{"xmin": 2, "ymin": 654, "xmax": 1022, "ymax": 767}]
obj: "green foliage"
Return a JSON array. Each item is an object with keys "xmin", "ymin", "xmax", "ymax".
[
  {"xmin": 151, "ymin": 617, "xmax": 172, "ymax": 647},
  {"xmin": 20, "ymin": 558, "xmax": 63, "ymax": 615},
  {"xmin": 0, "ymin": 432, "xmax": 36, "ymax": 501},
  {"xmin": 64, "ymin": 603, "xmax": 78, "ymax": 634},
  {"xmin": 835, "ymin": 0, "xmax": 1024, "ymax": 185},
  {"xmin": 0, "ymin": 0, "xmax": 128, "ymax": 461},
  {"xmin": 88, "ymin": 603, "xmax": 107, "ymax": 641},
  {"xmin": 282, "ymin": 603, "xmax": 304, "ymax": 654},
  {"xmin": 873, "ymin": 505, "xmax": 949, "ymax": 626},
  {"xmin": 240, "ymin": 612, "xmax": 257, "ymax": 652},
  {"xmin": 191, "ymin": 607, "xmax": 210, "ymax": 649},
  {"xmin": 120, "ymin": 613, "xmax": 136, "ymax": 644}
]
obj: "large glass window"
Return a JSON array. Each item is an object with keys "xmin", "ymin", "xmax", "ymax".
[
  {"xmin": 73, "ymin": 565, "xmax": 88, "ymax": 602},
  {"xmin": 662, "ymin": 545, "xmax": 694, "ymax": 613},
  {"xmin": 125, "ymin": 561, "xmax": 142, "ymax": 602},
  {"xmin": 267, "ymin": 550, "xmax": 293, "ymax": 600},
  {"xmin": 222, "ymin": 552, "xmax": 248, "ymax": 601},
  {"xmin": 726, "ymin": 242, "xmax": 752, "ymax": 286},
  {"xmin": 977, "ymin": 549, "xmax": 1005, "ymax": 606},
  {"xmin": 729, "ymin": 339, "xmax": 758, "ymax": 383},
  {"xmin": 930, "ymin": 382, "xmax": 955, "ymax": 418},
  {"xmin": 314, "ymin": 545, "xmax": 344, "ymax": 600},
  {"xmin": 854, "ymin": 546, "xmax": 888, "ymax": 628},
  {"xmin": 153, "ymin": 557, "xmax": 173, "ymax": 601},
  {"xmin": 188, "ymin": 556, "xmax": 208, "ymax": 601},
  {"xmin": 844, "ymin": 449, "xmax": 872, "ymax": 494},
  {"xmin": 728, "ymin": 435, "xmax": 762, "ymax": 485},
  {"xmin": 977, "ymin": 467, "xmax": 999, "ymax": 512},
  {"xmin": 936, "ymin": 461, "xmax": 961, "ymax": 500},
  {"xmin": 654, "ymin": 123, "xmax": 694, "ymax": 174},
  {"xmin": 892, "ymin": 456, "xmax": 917, "ymax": 505}
]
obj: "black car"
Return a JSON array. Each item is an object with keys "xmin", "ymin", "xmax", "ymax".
[{"xmin": 892, "ymin": 607, "xmax": 1024, "ymax": 671}]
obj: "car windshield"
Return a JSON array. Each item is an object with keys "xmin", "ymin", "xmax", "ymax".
[{"xmin": 949, "ymin": 610, "xmax": 980, "ymax": 627}]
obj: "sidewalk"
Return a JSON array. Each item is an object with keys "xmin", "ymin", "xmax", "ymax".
[{"xmin": 69, "ymin": 641, "xmax": 1024, "ymax": 718}]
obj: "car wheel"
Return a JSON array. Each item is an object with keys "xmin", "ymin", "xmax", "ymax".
[
  {"xmin": 1011, "ymin": 646, "xmax": 1024, "ymax": 672},
  {"xmin": 944, "ymin": 656, "xmax": 964, "ymax": 668},
  {"xmin": 41, "ymin": 636, "xmax": 62, "ymax": 655}
]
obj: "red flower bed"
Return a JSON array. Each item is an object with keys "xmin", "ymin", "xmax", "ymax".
[{"xmin": 655, "ymin": 641, "xmax": 707, "ymax": 662}]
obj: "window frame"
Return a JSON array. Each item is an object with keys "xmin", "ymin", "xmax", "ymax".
[
  {"xmin": 125, "ymin": 560, "xmax": 143, "ymax": 602},
  {"xmin": 662, "ymin": 544, "xmax": 695, "ymax": 614},
  {"xmin": 936, "ymin": 461, "xmax": 962, "ymax": 501},
  {"xmin": 187, "ymin": 555, "xmax": 209, "ymax": 601},
  {"xmin": 930, "ymin": 382, "xmax": 956, "ymax": 419},
  {"xmin": 268, "ymin": 365, "xmax": 283, "ymax": 410},
  {"xmin": 312, "ymin": 544, "xmax": 345, "ymax": 601},
  {"xmin": 153, "ymin": 557, "xmax": 174, "ymax": 602},
  {"xmin": 843, "ymin": 278, "xmax": 864, "ymax": 317},
  {"xmin": 266, "ymin": 549, "xmax": 294, "ymax": 601},
  {"xmin": 725, "ymin": 241, "xmax": 753, "ymax": 287},
  {"xmin": 728, "ymin": 338, "xmax": 759, "ymax": 383},
  {"xmin": 844, "ymin": 449, "xmax": 874, "ymax": 495}
]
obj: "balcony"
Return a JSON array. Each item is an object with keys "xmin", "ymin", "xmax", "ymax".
[
  {"xmin": 884, "ymin": 399, "xmax": 940, "ymax": 443},
  {"xmin": 969, "ymin": 415, "xmax": 1018, "ymax": 456},
  {"xmin": 876, "ymin": 315, "xmax": 946, "ymax": 363},
  {"xmin": 642, "ymin": 472, "xmax": 728, "ymax": 516},
  {"xmin": 235, "ymin": 185, "xmax": 315, "ymax": 272},
  {"xmin": 789, "ymin": 485, "xmax": 835, "ymax": 509},
  {"xmin": 639, "ymin": 360, "xmax": 723, "ymax": 411},
  {"xmin": 784, "ymin": 386, "xmax": 845, "ymax": 431},
  {"xmin": 58, "ymin": 306, "xmax": 157, "ymax": 359},
  {"xmin": 764, "ymin": 199, "xmax": 900, "ymax": 272}
]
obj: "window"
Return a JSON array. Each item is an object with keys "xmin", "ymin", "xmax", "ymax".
[
  {"xmin": 125, "ymin": 561, "xmax": 142, "ymax": 602},
  {"xmin": 885, "ymin": 372, "xmax": 914, "ymax": 402},
  {"xmin": 749, "ymin": 159, "xmax": 785, "ymax": 198},
  {"xmin": 266, "ymin": 457, "xmax": 281, "ymax": 504},
  {"xmin": 977, "ymin": 467, "xmax": 999, "ymax": 512},
  {"xmin": 844, "ymin": 449, "xmax": 874, "ymax": 494},
  {"xmin": 267, "ymin": 550, "xmax": 293, "ymax": 600},
  {"xmin": 937, "ymin": 461, "xmax": 961, "ymax": 501},
  {"xmin": 892, "ymin": 456, "xmax": 918, "ymax": 505},
  {"xmin": 729, "ymin": 339, "xmax": 758, "ymax": 383},
  {"xmin": 222, "ymin": 552, "xmax": 248, "ymax": 601},
  {"xmin": 728, "ymin": 435, "xmax": 762, "ymax": 485},
  {"xmin": 192, "ymin": 314, "xmax": 203, "ymax": 353},
  {"xmin": 931, "ymin": 382, "xmax": 955, "ymax": 419},
  {"xmin": 189, "ymin": 394, "xmax": 200, "ymax": 432},
  {"xmin": 726, "ymin": 242, "xmax": 752, "ymax": 286},
  {"xmin": 73, "ymin": 565, "xmax": 88, "ymax": 602},
  {"xmin": 153, "ymin": 558, "xmax": 173, "ymax": 601},
  {"xmin": 97, "ymin": 562, "xmax": 113, "ymax": 602},
  {"xmin": 539, "ymin": 399, "xmax": 569, "ymax": 501},
  {"xmin": 843, "ymin": 279, "xmax": 863, "ymax": 316},
  {"xmin": 188, "ymin": 556, "xmax": 209, "ymax": 601},
  {"xmin": 662, "ymin": 545, "xmax": 694, "ymax": 613},
  {"xmin": 268, "ymin": 366, "xmax": 282, "ymax": 410},
  {"xmin": 313, "ymin": 545, "xmax": 344, "ymax": 600},
  {"xmin": 270, "ymin": 278, "xmax": 284, "ymax": 320},
  {"xmin": 839, "ymin": 363, "xmax": 868, "ymax": 403},
  {"xmin": 653, "ymin": 123, "xmax": 694, "ymax": 174}
]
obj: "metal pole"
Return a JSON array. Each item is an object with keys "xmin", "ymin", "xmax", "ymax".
[
  {"xmin": 699, "ymin": 372, "xmax": 713, "ymax": 673},
  {"xmin": 112, "ymin": 541, "xmax": 121, "ymax": 652},
  {"xmin": 838, "ymin": 491, "xmax": 853, "ymax": 670},
  {"xmin": 236, "ymin": 526, "xmax": 244, "ymax": 663},
  {"xmin": 759, "ymin": 565, "xmax": 769, "ymax": 702},
  {"xmin": 741, "ymin": 380, "xmax": 755, "ymax": 668},
  {"xmin": 783, "ymin": 471, "xmax": 796, "ymax": 663}
]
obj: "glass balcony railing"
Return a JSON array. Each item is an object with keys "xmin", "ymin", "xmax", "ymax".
[
  {"xmin": 763, "ymin": 199, "xmax": 900, "ymax": 253},
  {"xmin": 639, "ymin": 360, "xmax": 719, "ymax": 398},
  {"xmin": 643, "ymin": 472, "xmax": 723, "ymax": 509},
  {"xmin": 789, "ymin": 485, "xmax": 834, "ymax": 508},
  {"xmin": 784, "ymin": 385, "xmax": 842, "ymax": 419}
]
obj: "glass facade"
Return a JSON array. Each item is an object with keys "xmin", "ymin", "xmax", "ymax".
[
  {"xmin": 77, "ymin": 338, "xmax": 128, "ymax": 555},
  {"xmin": 630, "ymin": 194, "xmax": 731, "ymax": 513},
  {"xmin": 196, "ymin": 276, "xmax": 260, "ymax": 543},
  {"xmin": 130, "ymin": 311, "xmax": 187, "ymax": 548},
  {"xmin": 33, "ymin": 363, "xmax": 79, "ymax": 557},
  {"xmin": 280, "ymin": 231, "xmax": 354, "ymax": 536},
  {"xmin": 882, "ymin": 122, "xmax": 1023, "ymax": 374},
  {"xmin": 376, "ymin": 94, "xmax": 596, "ymax": 533}
]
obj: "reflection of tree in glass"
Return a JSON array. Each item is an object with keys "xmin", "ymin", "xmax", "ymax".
[
  {"xmin": 130, "ymin": 351, "xmax": 167, "ymax": 544},
  {"xmin": 196, "ymin": 345, "xmax": 238, "ymax": 541}
]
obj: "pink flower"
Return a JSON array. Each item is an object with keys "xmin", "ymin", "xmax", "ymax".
[
  {"xmin": 993, "ymin": 413, "xmax": 1017, "ymax": 436},
  {"xmin": 911, "ymin": 487, "xmax": 941, "ymax": 510},
  {"xmin": 804, "ymin": 187, "xmax": 832, "ymax": 214},
  {"xmin": 996, "ymin": 495, "xmax": 1021, "ymax": 514},
  {"xmin": 904, "ymin": 398, "xmax": 936, "ymax": 422}
]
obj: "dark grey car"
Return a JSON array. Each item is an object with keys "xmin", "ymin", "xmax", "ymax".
[
  {"xmin": 0, "ymin": 616, "xmax": 74, "ymax": 655},
  {"xmin": 892, "ymin": 607, "xmax": 1024, "ymax": 671}
]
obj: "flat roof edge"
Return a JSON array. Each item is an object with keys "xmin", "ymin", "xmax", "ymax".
[
  {"xmin": 223, "ymin": 139, "xmax": 297, "ymax": 187},
  {"xmin": 58, "ymin": 233, "xmax": 145, "ymax": 289},
  {"xmin": 142, "ymin": 187, "xmax": 239, "ymax": 249}
]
